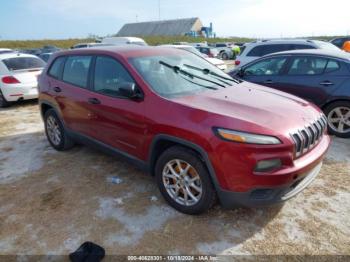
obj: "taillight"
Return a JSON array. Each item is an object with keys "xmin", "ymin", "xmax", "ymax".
[
  {"xmin": 2, "ymin": 76, "xmax": 20, "ymax": 84},
  {"xmin": 235, "ymin": 60, "xmax": 241, "ymax": 66}
]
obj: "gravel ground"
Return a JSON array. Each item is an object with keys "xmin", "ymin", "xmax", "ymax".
[{"xmin": 0, "ymin": 101, "xmax": 349, "ymax": 257}]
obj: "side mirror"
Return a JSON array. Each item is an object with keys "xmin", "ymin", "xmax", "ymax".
[{"xmin": 119, "ymin": 82, "xmax": 143, "ymax": 100}]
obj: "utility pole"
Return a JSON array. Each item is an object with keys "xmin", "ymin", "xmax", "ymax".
[{"xmin": 158, "ymin": 0, "xmax": 161, "ymax": 20}]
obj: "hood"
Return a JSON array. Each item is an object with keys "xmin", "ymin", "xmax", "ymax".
[{"xmin": 173, "ymin": 81, "xmax": 323, "ymax": 136}]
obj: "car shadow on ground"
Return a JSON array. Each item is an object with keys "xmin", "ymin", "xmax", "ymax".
[
  {"xmin": 0, "ymin": 99, "xmax": 38, "ymax": 112},
  {"xmin": 0, "ymin": 129, "xmax": 284, "ymax": 254}
]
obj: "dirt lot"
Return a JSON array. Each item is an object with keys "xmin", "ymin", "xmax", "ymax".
[{"xmin": 0, "ymin": 101, "xmax": 349, "ymax": 256}]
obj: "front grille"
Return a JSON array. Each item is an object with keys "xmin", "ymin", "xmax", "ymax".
[{"xmin": 290, "ymin": 115, "xmax": 327, "ymax": 158}]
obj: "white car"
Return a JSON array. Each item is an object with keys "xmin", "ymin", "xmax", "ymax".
[
  {"xmin": 236, "ymin": 39, "xmax": 340, "ymax": 68},
  {"xmin": 160, "ymin": 45, "xmax": 227, "ymax": 71},
  {"xmin": 71, "ymin": 43, "xmax": 114, "ymax": 49},
  {"xmin": 0, "ymin": 53, "xmax": 45, "ymax": 107},
  {"xmin": 0, "ymin": 48, "xmax": 14, "ymax": 54},
  {"xmin": 101, "ymin": 37, "xmax": 148, "ymax": 46}
]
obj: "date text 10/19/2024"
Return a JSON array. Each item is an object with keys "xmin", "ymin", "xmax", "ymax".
[{"xmin": 127, "ymin": 255, "xmax": 218, "ymax": 261}]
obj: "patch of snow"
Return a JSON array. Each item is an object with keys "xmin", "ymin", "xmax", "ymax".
[
  {"xmin": 197, "ymin": 241, "xmax": 249, "ymax": 255},
  {"xmin": 0, "ymin": 235, "xmax": 17, "ymax": 252},
  {"xmin": 13, "ymin": 122, "xmax": 43, "ymax": 135},
  {"xmin": 106, "ymin": 176, "xmax": 123, "ymax": 184},
  {"xmin": 150, "ymin": 196, "xmax": 158, "ymax": 202},
  {"xmin": 113, "ymin": 198, "xmax": 124, "ymax": 205},
  {"xmin": 96, "ymin": 197, "xmax": 178, "ymax": 246},
  {"xmin": 0, "ymin": 134, "xmax": 55, "ymax": 184}
]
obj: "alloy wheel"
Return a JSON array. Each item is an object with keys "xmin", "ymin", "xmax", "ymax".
[
  {"xmin": 327, "ymin": 106, "xmax": 350, "ymax": 134},
  {"xmin": 162, "ymin": 159, "xmax": 202, "ymax": 206},
  {"xmin": 46, "ymin": 115, "xmax": 62, "ymax": 146}
]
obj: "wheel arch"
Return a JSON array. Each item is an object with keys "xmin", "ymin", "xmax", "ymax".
[
  {"xmin": 148, "ymin": 135, "xmax": 221, "ymax": 189},
  {"xmin": 321, "ymin": 98, "xmax": 350, "ymax": 111}
]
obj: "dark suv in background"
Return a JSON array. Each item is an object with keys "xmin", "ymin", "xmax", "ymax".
[
  {"xmin": 230, "ymin": 49, "xmax": 350, "ymax": 138},
  {"xmin": 236, "ymin": 39, "xmax": 339, "ymax": 67}
]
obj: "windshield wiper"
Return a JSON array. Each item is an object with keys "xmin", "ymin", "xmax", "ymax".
[
  {"xmin": 159, "ymin": 61, "xmax": 226, "ymax": 88},
  {"xmin": 183, "ymin": 64, "xmax": 239, "ymax": 84}
]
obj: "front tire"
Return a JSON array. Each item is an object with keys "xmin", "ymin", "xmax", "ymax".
[
  {"xmin": 324, "ymin": 101, "xmax": 350, "ymax": 138},
  {"xmin": 155, "ymin": 146, "xmax": 216, "ymax": 215},
  {"xmin": 44, "ymin": 109, "xmax": 75, "ymax": 150}
]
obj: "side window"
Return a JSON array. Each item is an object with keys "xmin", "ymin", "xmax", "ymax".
[
  {"xmin": 247, "ymin": 46, "xmax": 264, "ymax": 57},
  {"xmin": 48, "ymin": 57, "xmax": 65, "ymax": 79},
  {"xmin": 62, "ymin": 56, "xmax": 92, "ymax": 88},
  {"xmin": 261, "ymin": 44, "xmax": 289, "ymax": 56},
  {"xmin": 287, "ymin": 57, "xmax": 328, "ymax": 75},
  {"xmin": 244, "ymin": 57, "xmax": 287, "ymax": 76},
  {"xmin": 291, "ymin": 44, "xmax": 315, "ymax": 50},
  {"xmin": 93, "ymin": 56, "xmax": 134, "ymax": 97},
  {"xmin": 324, "ymin": 60, "xmax": 340, "ymax": 73}
]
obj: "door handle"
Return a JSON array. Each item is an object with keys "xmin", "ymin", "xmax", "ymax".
[
  {"xmin": 319, "ymin": 81, "xmax": 334, "ymax": 86},
  {"xmin": 88, "ymin": 98, "xmax": 101, "ymax": 105},
  {"xmin": 53, "ymin": 86, "xmax": 61, "ymax": 93},
  {"xmin": 263, "ymin": 80, "xmax": 274, "ymax": 84}
]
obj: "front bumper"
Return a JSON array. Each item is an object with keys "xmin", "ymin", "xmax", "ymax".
[{"xmin": 218, "ymin": 161, "xmax": 322, "ymax": 208}]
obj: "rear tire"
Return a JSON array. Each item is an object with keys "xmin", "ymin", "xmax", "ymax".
[
  {"xmin": 324, "ymin": 101, "xmax": 350, "ymax": 138},
  {"xmin": 221, "ymin": 52, "xmax": 229, "ymax": 60},
  {"xmin": 0, "ymin": 89, "xmax": 10, "ymax": 108},
  {"xmin": 44, "ymin": 109, "xmax": 75, "ymax": 150},
  {"xmin": 155, "ymin": 146, "xmax": 216, "ymax": 215}
]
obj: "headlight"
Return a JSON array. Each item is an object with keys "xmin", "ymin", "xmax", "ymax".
[{"xmin": 214, "ymin": 128, "xmax": 281, "ymax": 145}]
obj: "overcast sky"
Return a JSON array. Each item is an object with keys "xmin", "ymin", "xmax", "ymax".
[{"xmin": 1, "ymin": 0, "xmax": 349, "ymax": 40}]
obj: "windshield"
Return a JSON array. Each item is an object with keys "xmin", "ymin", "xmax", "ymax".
[
  {"xmin": 2, "ymin": 56, "xmax": 45, "ymax": 71},
  {"xmin": 129, "ymin": 53, "xmax": 235, "ymax": 98}
]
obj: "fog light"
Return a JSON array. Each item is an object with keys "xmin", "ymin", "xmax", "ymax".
[{"xmin": 254, "ymin": 159, "xmax": 282, "ymax": 172}]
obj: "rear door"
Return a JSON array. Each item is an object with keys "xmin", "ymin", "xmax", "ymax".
[
  {"xmin": 276, "ymin": 56, "xmax": 347, "ymax": 105},
  {"xmin": 84, "ymin": 55, "xmax": 146, "ymax": 158},
  {"xmin": 49, "ymin": 55, "xmax": 97, "ymax": 137},
  {"xmin": 240, "ymin": 56, "xmax": 289, "ymax": 89}
]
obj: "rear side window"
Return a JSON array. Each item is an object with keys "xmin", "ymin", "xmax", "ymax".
[
  {"xmin": 287, "ymin": 57, "xmax": 328, "ymax": 75},
  {"xmin": 291, "ymin": 44, "xmax": 315, "ymax": 50},
  {"xmin": 239, "ymin": 46, "xmax": 246, "ymax": 55},
  {"xmin": 48, "ymin": 57, "xmax": 65, "ymax": 79},
  {"xmin": 247, "ymin": 44, "xmax": 289, "ymax": 57},
  {"xmin": 93, "ymin": 56, "xmax": 134, "ymax": 97},
  {"xmin": 2, "ymin": 57, "xmax": 45, "ymax": 71},
  {"xmin": 324, "ymin": 60, "xmax": 340, "ymax": 73},
  {"xmin": 247, "ymin": 46, "xmax": 264, "ymax": 56},
  {"xmin": 62, "ymin": 56, "xmax": 92, "ymax": 88}
]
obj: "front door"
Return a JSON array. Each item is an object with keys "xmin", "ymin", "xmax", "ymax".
[
  {"xmin": 240, "ymin": 56, "xmax": 289, "ymax": 90},
  {"xmin": 85, "ymin": 55, "xmax": 146, "ymax": 159}
]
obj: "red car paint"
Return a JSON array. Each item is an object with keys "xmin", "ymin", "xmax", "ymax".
[{"xmin": 38, "ymin": 46, "xmax": 330, "ymax": 207}]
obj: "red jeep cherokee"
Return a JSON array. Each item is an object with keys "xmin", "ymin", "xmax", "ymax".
[{"xmin": 38, "ymin": 46, "xmax": 330, "ymax": 214}]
